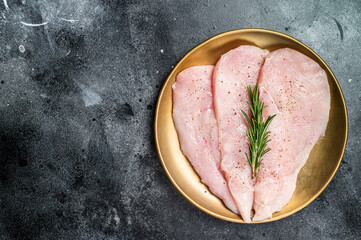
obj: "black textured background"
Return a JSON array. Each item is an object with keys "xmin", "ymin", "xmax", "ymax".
[{"xmin": 0, "ymin": 0, "xmax": 360, "ymax": 239}]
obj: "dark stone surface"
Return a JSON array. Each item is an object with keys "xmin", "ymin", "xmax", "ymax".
[{"xmin": 0, "ymin": 0, "xmax": 360, "ymax": 239}]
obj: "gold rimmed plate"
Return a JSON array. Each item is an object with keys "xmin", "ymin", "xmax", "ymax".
[{"xmin": 154, "ymin": 29, "xmax": 348, "ymax": 223}]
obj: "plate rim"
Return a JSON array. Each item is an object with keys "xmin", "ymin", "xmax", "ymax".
[{"xmin": 154, "ymin": 28, "xmax": 349, "ymax": 223}]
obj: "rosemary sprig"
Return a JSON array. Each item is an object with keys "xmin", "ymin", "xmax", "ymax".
[{"xmin": 241, "ymin": 85, "xmax": 276, "ymax": 178}]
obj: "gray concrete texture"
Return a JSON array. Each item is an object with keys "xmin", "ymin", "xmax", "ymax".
[{"xmin": 0, "ymin": 0, "xmax": 360, "ymax": 239}]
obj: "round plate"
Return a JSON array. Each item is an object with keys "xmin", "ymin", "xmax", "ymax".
[{"xmin": 154, "ymin": 28, "xmax": 348, "ymax": 223}]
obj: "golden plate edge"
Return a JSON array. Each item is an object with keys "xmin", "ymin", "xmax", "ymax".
[{"xmin": 154, "ymin": 28, "xmax": 349, "ymax": 224}]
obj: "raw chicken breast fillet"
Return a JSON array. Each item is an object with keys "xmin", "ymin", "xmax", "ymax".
[
  {"xmin": 253, "ymin": 48, "xmax": 330, "ymax": 221},
  {"xmin": 213, "ymin": 46, "xmax": 269, "ymax": 222},
  {"xmin": 172, "ymin": 66, "xmax": 238, "ymax": 214}
]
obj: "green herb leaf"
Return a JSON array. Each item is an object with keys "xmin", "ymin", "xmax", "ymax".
[{"xmin": 242, "ymin": 85, "xmax": 276, "ymax": 178}]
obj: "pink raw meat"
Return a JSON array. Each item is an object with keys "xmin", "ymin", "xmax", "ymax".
[
  {"xmin": 213, "ymin": 46, "xmax": 269, "ymax": 222},
  {"xmin": 172, "ymin": 65, "xmax": 238, "ymax": 214},
  {"xmin": 253, "ymin": 48, "xmax": 330, "ymax": 221}
]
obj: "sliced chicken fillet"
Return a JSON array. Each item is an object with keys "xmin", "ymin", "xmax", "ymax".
[
  {"xmin": 253, "ymin": 48, "xmax": 330, "ymax": 221},
  {"xmin": 172, "ymin": 66, "xmax": 238, "ymax": 214},
  {"xmin": 213, "ymin": 46, "xmax": 269, "ymax": 222}
]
